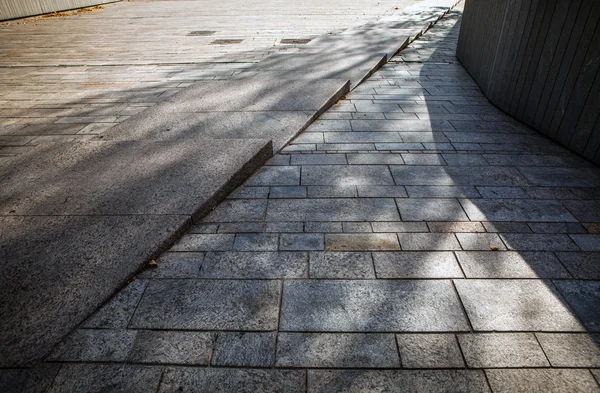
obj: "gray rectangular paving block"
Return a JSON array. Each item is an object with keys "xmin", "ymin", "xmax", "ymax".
[
  {"xmin": 233, "ymin": 233, "xmax": 279, "ymax": 251},
  {"xmin": 455, "ymin": 233, "xmax": 506, "ymax": 250},
  {"xmin": 428, "ymin": 222, "xmax": 486, "ymax": 233},
  {"xmin": 397, "ymin": 233, "xmax": 462, "ymax": 251},
  {"xmin": 309, "ymin": 252, "xmax": 375, "ymax": 279},
  {"xmin": 170, "ymin": 234, "xmax": 234, "ymax": 252},
  {"xmin": 518, "ymin": 167, "xmax": 600, "ymax": 187},
  {"xmin": 391, "ymin": 166, "xmax": 529, "ymax": 186},
  {"xmin": 406, "ymin": 185, "xmax": 481, "ymax": 198},
  {"xmin": 0, "ymin": 214, "xmax": 188, "ymax": 367},
  {"xmin": 128, "ymin": 331, "xmax": 214, "ymax": 365},
  {"xmin": 457, "ymin": 333, "xmax": 549, "ymax": 368},
  {"xmin": 499, "ymin": 234, "xmax": 579, "ymax": 251},
  {"xmin": 326, "ymin": 233, "xmax": 400, "ymax": 251},
  {"xmin": 561, "ymin": 200, "xmax": 600, "ymax": 222},
  {"xmin": 48, "ymin": 364, "xmax": 162, "ymax": 393},
  {"xmin": 276, "ymin": 333, "xmax": 399, "ymax": 368},
  {"xmin": 555, "ymin": 252, "xmax": 600, "ymax": 279},
  {"xmin": 357, "ymin": 185, "xmax": 408, "ymax": 197},
  {"xmin": 280, "ymin": 280, "xmax": 469, "ymax": 331},
  {"xmin": 158, "ymin": 368, "xmax": 306, "ymax": 393},
  {"xmin": 454, "ymin": 279, "xmax": 584, "ymax": 331},
  {"xmin": 570, "ymin": 234, "xmax": 600, "ymax": 251},
  {"xmin": 280, "ymin": 233, "xmax": 325, "ymax": 251},
  {"xmin": 324, "ymin": 131, "xmax": 402, "ymax": 143},
  {"xmin": 301, "ymin": 165, "xmax": 395, "ymax": 185},
  {"xmin": 212, "ymin": 332, "xmax": 276, "ymax": 367},
  {"xmin": 347, "ymin": 153, "xmax": 405, "ymax": 165},
  {"xmin": 267, "ymin": 198, "xmax": 400, "ymax": 221},
  {"xmin": 455, "ymin": 251, "xmax": 570, "ymax": 278},
  {"xmin": 536, "ymin": 333, "xmax": 600, "ymax": 367},
  {"xmin": 309, "ymin": 185, "xmax": 358, "ymax": 198},
  {"xmin": 485, "ymin": 369, "xmax": 600, "ymax": 393},
  {"xmin": 291, "ymin": 153, "xmax": 347, "ymax": 165},
  {"xmin": 308, "ymin": 370, "xmax": 490, "ymax": 393},
  {"xmin": 460, "ymin": 199, "xmax": 577, "ymax": 222},
  {"xmin": 397, "ymin": 198, "xmax": 468, "ymax": 221},
  {"xmin": 553, "ymin": 280, "xmax": 600, "ymax": 332},
  {"xmin": 201, "ymin": 251, "xmax": 308, "ymax": 279},
  {"xmin": 371, "ymin": 222, "xmax": 428, "ymax": 232},
  {"xmin": 218, "ymin": 222, "xmax": 264, "ymax": 233},
  {"xmin": 351, "ymin": 119, "xmax": 455, "ymax": 131},
  {"xmin": 0, "ymin": 138, "xmax": 272, "ymax": 217},
  {"xmin": 373, "ymin": 251, "xmax": 463, "ymax": 278},
  {"xmin": 396, "ymin": 334, "xmax": 465, "ymax": 369},
  {"xmin": 129, "ymin": 279, "xmax": 280, "ymax": 330},
  {"xmin": 266, "ymin": 221, "xmax": 304, "ymax": 233}
]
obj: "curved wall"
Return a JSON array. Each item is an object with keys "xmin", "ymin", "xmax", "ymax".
[
  {"xmin": 0, "ymin": 0, "xmax": 118, "ymax": 21},
  {"xmin": 457, "ymin": 0, "xmax": 600, "ymax": 164}
]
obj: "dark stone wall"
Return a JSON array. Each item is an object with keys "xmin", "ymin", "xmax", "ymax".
[{"xmin": 457, "ymin": 0, "xmax": 600, "ymax": 165}]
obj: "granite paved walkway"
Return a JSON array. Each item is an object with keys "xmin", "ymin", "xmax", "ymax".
[{"xmin": 3, "ymin": 3, "xmax": 600, "ymax": 392}]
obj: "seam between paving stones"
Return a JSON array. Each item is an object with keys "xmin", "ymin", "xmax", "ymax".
[
  {"xmin": 451, "ymin": 279, "xmax": 475, "ymax": 333},
  {"xmin": 532, "ymin": 332, "xmax": 554, "ymax": 367},
  {"xmin": 42, "ymin": 361, "xmax": 600, "ymax": 371}
]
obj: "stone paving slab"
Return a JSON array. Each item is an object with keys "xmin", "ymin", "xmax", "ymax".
[
  {"xmin": 212, "ymin": 332, "xmax": 276, "ymax": 367},
  {"xmin": 159, "ymin": 368, "xmax": 306, "ymax": 393},
  {"xmin": 276, "ymin": 333, "xmax": 400, "ymax": 368},
  {"xmin": 396, "ymin": 334, "xmax": 465, "ymax": 368},
  {"xmin": 48, "ymin": 364, "xmax": 163, "ymax": 393},
  {"xmin": 454, "ymin": 279, "xmax": 584, "ymax": 331},
  {"xmin": 280, "ymin": 280, "xmax": 470, "ymax": 331},
  {"xmin": 308, "ymin": 370, "xmax": 490, "ymax": 393},
  {"xmin": 267, "ymin": 198, "xmax": 401, "ymax": 221},
  {"xmin": 485, "ymin": 369, "xmax": 600, "ymax": 393},
  {"xmin": 129, "ymin": 279, "xmax": 280, "ymax": 330}
]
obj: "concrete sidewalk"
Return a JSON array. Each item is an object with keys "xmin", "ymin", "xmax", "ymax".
[{"xmin": 4, "ymin": 3, "xmax": 600, "ymax": 391}]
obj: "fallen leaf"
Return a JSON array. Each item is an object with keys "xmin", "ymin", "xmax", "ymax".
[
  {"xmin": 148, "ymin": 259, "xmax": 158, "ymax": 268},
  {"xmin": 490, "ymin": 244, "xmax": 499, "ymax": 251}
]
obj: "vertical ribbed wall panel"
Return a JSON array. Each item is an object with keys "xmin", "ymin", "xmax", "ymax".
[
  {"xmin": 457, "ymin": 0, "xmax": 600, "ymax": 165},
  {"xmin": 0, "ymin": 0, "xmax": 118, "ymax": 21}
]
